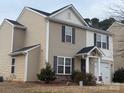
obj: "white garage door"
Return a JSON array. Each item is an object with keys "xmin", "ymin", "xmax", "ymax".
[{"xmin": 100, "ymin": 63, "xmax": 111, "ymax": 84}]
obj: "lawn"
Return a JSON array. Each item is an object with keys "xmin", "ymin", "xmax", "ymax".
[{"xmin": 0, "ymin": 82, "xmax": 123, "ymax": 93}]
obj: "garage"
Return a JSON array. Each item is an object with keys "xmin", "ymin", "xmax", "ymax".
[{"xmin": 100, "ymin": 62, "xmax": 111, "ymax": 84}]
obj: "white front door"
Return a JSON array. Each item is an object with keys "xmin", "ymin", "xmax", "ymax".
[{"xmin": 100, "ymin": 63, "xmax": 111, "ymax": 83}]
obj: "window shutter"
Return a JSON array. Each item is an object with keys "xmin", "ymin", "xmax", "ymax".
[
  {"xmin": 72, "ymin": 58, "xmax": 75, "ymax": 73},
  {"xmin": 62, "ymin": 25, "xmax": 65, "ymax": 42},
  {"xmin": 94, "ymin": 33, "xmax": 96, "ymax": 46},
  {"xmin": 107, "ymin": 36, "xmax": 109, "ymax": 49},
  {"xmin": 53, "ymin": 56, "xmax": 57, "ymax": 74},
  {"xmin": 72, "ymin": 28, "xmax": 75, "ymax": 44}
]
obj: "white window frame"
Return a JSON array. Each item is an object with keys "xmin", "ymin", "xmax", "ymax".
[
  {"xmin": 65, "ymin": 26, "xmax": 72, "ymax": 43},
  {"xmin": 57, "ymin": 56, "xmax": 72, "ymax": 75},
  {"xmin": 11, "ymin": 58, "xmax": 16, "ymax": 74},
  {"xmin": 96, "ymin": 34, "xmax": 107, "ymax": 49}
]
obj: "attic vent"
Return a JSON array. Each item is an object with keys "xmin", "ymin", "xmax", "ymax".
[{"xmin": 67, "ymin": 12, "xmax": 71, "ymax": 19}]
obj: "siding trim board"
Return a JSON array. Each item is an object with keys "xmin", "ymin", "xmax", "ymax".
[
  {"xmin": 24, "ymin": 53, "xmax": 28, "ymax": 82},
  {"xmin": 45, "ymin": 20, "xmax": 50, "ymax": 63}
]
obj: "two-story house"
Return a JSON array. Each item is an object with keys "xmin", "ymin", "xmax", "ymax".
[
  {"xmin": 108, "ymin": 21, "xmax": 124, "ymax": 71},
  {"xmin": 0, "ymin": 4, "xmax": 113, "ymax": 84}
]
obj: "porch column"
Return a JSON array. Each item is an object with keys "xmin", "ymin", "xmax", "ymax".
[
  {"xmin": 86, "ymin": 56, "xmax": 89, "ymax": 73},
  {"xmin": 98, "ymin": 57, "xmax": 101, "ymax": 76}
]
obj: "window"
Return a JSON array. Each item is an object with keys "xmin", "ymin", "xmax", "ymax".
[
  {"xmin": 57, "ymin": 57, "xmax": 72, "ymax": 75},
  {"xmin": 96, "ymin": 34, "xmax": 107, "ymax": 49},
  {"xmin": 65, "ymin": 26, "xmax": 72, "ymax": 43},
  {"xmin": 11, "ymin": 58, "xmax": 15, "ymax": 74}
]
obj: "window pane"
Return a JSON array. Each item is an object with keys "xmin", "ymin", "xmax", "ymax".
[
  {"xmin": 58, "ymin": 57, "xmax": 64, "ymax": 65},
  {"xmin": 12, "ymin": 58, "xmax": 15, "ymax": 65},
  {"xmin": 97, "ymin": 42, "xmax": 101, "ymax": 48},
  {"xmin": 65, "ymin": 58, "xmax": 71, "ymax": 65},
  {"xmin": 96, "ymin": 34, "xmax": 101, "ymax": 41},
  {"xmin": 102, "ymin": 35, "xmax": 107, "ymax": 42},
  {"xmin": 66, "ymin": 35, "xmax": 71, "ymax": 42},
  {"xmin": 102, "ymin": 42, "xmax": 107, "ymax": 49},
  {"xmin": 11, "ymin": 66, "xmax": 15, "ymax": 73},
  {"xmin": 65, "ymin": 26, "xmax": 72, "ymax": 35},
  {"xmin": 58, "ymin": 66, "xmax": 64, "ymax": 73},
  {"xmin": 65, "ymin": 67, "xmax": 71, "ymax": 74}
]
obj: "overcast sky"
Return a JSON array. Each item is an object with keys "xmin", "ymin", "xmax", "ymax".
[{"xmin": 0, "ymin": 0, "xmax": 121, "ymax": 23}]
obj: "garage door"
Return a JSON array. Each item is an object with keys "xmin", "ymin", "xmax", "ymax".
[{"xmin": 100, "ymin": 63, "xmax": 111, "ymax": 84}]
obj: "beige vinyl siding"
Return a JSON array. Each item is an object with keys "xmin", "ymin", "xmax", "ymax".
[
  {"xmin": 48, "ymin": 21, "xmax": 86, "ymax": 70},
  {"xmin": 110, "ymin": 22, "xmax": 124, "ymax": 71},
  {"xmin": 13, "ymin": 27, "xmax": 25, "ymax": 51},
  {"xmin": 17, "ymin": 9, "xmax": 47, "ymax": 69},
  {"xmin": 27, "ymin": 47, "xmax": 40, "ymax": 81},
  {"xmin": 0, "ymin": 21, "xmax": 13, "ymax": 80},
  {"xmin": 14, "ymin": 55, "xmax": 25, "ymax": 81}
]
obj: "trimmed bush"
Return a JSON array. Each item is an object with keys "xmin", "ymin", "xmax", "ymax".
[
  {"xmin": 84, "ymin": 73, "xmax": 96, "ymax": 86},
  {"xmin": 71, "ymin": 71, "xmax": 96, "ymax": 85},
  {"xmin": 113, "ymin": 68, "xmax": 124, "ymax": 83},
  {"xmin": 71, "ymin": 71, "xmax": 84, "ymax": 84},
  {"xmin": 37, "ymin": 63, "xmax": 56, "ymax": 83}
]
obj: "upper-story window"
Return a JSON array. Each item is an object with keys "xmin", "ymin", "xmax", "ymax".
[
  {"xmin": 65, "ymin": 26, "xmax": 72, "ymax": 43},
  {"xmin": 95, "ymin": 33, "xmax": 109, "ymax": 49},
  {"xmin": 61, "ymin": 25, "xmax": 75, "ymax": 44}
]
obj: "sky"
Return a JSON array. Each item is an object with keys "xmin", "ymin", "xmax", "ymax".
[{"xmin": 0, "ymin": 0, "xmax": 122, "ymax": 23}]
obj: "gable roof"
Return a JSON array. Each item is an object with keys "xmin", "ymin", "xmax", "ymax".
[
  {"xmin": 6, "ymin": 19, "xmax": 24, "ymax": 26},
  {"xmin": 26, "ymin": 4, "xmax": 89, "ymax": 26},
  {"xmin": 77, "ymin": 46, "xmax": 104, "ymax": 56},
  {"xmin": 77, "ymin": 46, "xmax": 95, "ymax": 54}
]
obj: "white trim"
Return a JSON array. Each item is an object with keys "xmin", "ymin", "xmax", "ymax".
[
  {"xmin": 17, "ymin": 7, "xmax": 47, "ymax": 21},
  {"xmin": 56, "ymin": 56, "xmax": 72, "ymax": 75},
  {"xmin": 24, "ymin": 52, "xmax": 28, "ymax": 82},
  {"xmin": 49, "ymin": 4, "xmax": 89, "ymax": 27},
  {"xmin": 88, "ymin": 46, "xmax": 104, "ymax": 56},
  {"xmin": 45, "ymin": 20, "xmax": 49, "ymax": 63},
  {"xmin": 25, "ymin": 45, "xmax": 40, "ymax": 53}
]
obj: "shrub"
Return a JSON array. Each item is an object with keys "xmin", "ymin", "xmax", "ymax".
[
  {"xmin": 113, "ymin": 68, "xmax": 124, "ymax": 83},
  {"xmin": 71, "ymin": 71, "xmax": 84, "ymax": 84},
  {"xmin": 84, "ymin": 73, "xmax": 96, "ymax": 86},
  {"xmin": 71, "ymin": 71, "xmax": 96, "ymax": 85},
  {"xmin": 37, "ymin": 63, "xmax": 56, "ymax": 83}
]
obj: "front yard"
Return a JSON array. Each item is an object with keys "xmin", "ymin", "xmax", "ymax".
[{"xmin": 0, "ymin": 82, "xmax": 123, "ymax": 93}]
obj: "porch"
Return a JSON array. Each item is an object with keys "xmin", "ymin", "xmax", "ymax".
[{"xmin": 75, "ymin": 46, "xmax": 104, "ymax": 83}]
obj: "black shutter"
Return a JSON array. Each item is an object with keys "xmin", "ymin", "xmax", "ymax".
[
  {"xmin": 62, "ymin": 25, "xmax": 65, "ymax": 42},
  {"xmin": 53, "ymin": 56, "xmax": 57, "ymax": 74},
  {"xmin": 107, "ymin": 36, "xmax": 109, "ymax": 49},
  {"xmin": 72, "ymin": 58, "xmax": 75, "ymax": 73},
  {"xmin": 94, "ymin": 33, "xmax": 96, "ymax": 46},
  {"xmin": 72, "ymin": 28, "xmax": 75, "ymax": 44}
]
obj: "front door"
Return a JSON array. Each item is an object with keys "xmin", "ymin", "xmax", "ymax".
[{"xmin": 81, "ymin": 59, "xmax": 86, "ymax": 75}]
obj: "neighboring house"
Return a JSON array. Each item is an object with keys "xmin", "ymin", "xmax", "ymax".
[
  {"xmin": 0, "ymin": 4, "xmax": 113, "ymax": 84},
  {"xmin": 108, "ymin": 22, "xmax": 124, "ymax": 71}
]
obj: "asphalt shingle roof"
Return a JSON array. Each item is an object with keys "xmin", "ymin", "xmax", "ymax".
[
  {"xmin": 77, "ymin": 46, "xmax": 95, "ymax": 54},
  {"xmin": 6, "ymin": 19, "xmax": 24, "ymax": 26},
  {"xmin": 13, "ymin": 44, "xmax": 40, "ymax": 53},
  {"xmin": 27, "ymin": 7, "xmax": 51, "ymax": 16}
]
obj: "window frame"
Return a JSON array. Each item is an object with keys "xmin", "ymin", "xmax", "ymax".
[
  {"xmin": 65, "ymin": 26, "xmax": 73, "ymax": 43},
  {"xmin": 96, "ymin": 34, "xmax": 107, "ymax": 49},
  {"xmin": 11, "ymin": 58, "xmax": 15, "ymax": 74},
  {"xmin": 57, "ymin": 56, "xmax": 72, "ymax": 75}
]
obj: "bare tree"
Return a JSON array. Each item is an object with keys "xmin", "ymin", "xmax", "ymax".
[{"xmin": 110, "ymin": 0, "xmax": 124, "ymax": 20}]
